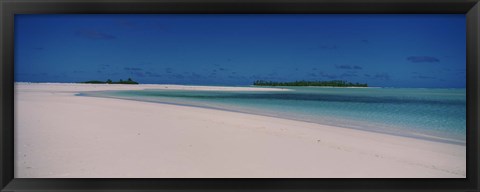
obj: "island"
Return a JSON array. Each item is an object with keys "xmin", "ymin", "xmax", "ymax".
[
  {"xmin": 253, "ymin": 80, "xmax": 368, "ymax": 87},
  {"xmin": 80, "ymin": 78, "xmax": 139, "ymax": 85}
]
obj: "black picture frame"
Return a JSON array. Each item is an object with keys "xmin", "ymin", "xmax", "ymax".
[{"xmin": 1, "ymin": 0, "xmax": 479, "ymax": 191}]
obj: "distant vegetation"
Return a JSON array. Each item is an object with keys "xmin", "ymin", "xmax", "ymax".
[
  {"xmin": 253, "ymin": 80, "xmax": 368, "ymax": 87},
  {"xmin": 80, "ymin": 78, "xmax": 139, "ymax": 85}
]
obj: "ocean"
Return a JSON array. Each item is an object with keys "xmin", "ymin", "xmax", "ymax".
[{"xmin": 80, "ymin": 86, "xmax": 466, "ymax": 145}]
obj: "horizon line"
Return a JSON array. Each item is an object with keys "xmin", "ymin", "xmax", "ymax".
[{"xmin": 13, "ymin": 81, "xmax": 467, "ymax": 89}]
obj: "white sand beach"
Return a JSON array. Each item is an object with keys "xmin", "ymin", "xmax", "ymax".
[{"xmin": 14, "ymin": 83, "xmax": 466, "ymax": 178}]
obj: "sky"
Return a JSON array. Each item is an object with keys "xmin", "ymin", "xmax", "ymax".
[{"xmin": 15, "ymin": 14, "xmax": 466, "ymax": 88}]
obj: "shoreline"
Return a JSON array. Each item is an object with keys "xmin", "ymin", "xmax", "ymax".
[
  {"xmin": 15, "ymin": 82, "xmax": 292, "ymax": 92},
  {"xmin": 80, "ymin": 91, "xmax": 465, "ymax": 146},
  {"xmin": 15, "ymin": 83, "xmax": 466, "ymax": 178}
]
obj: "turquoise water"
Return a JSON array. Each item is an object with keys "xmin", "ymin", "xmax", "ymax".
[{"xmin": 80, "ymin": 87, "xmax": 466, "ymax": 145}]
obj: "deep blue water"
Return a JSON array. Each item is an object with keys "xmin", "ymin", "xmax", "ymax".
[{"xmin": 80, "ymin": 87, "xmax": 466, "ymax": 145}]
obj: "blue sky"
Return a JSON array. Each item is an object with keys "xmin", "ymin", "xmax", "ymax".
[{"xmin": 15, "ymin": 14, "xmax": 465, "ymax": 88}]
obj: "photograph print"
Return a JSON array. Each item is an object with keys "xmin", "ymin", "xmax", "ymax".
[{"xmin": 14, "ymin": 14, "xmax": 466, "ymax": 178}]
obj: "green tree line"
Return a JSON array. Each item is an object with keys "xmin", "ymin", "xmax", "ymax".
[
  {"xmin": 253, "ymin": 80, "xmax": 368, "ymax": 87},
  {"xmin": 80, "ymin": 78, "xmax": 139, "ymax": 84}
]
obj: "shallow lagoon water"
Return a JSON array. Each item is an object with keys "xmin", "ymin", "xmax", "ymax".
[{"xmin": 80, "ymin": 87, "xmax": 466, "ymax": 145}]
